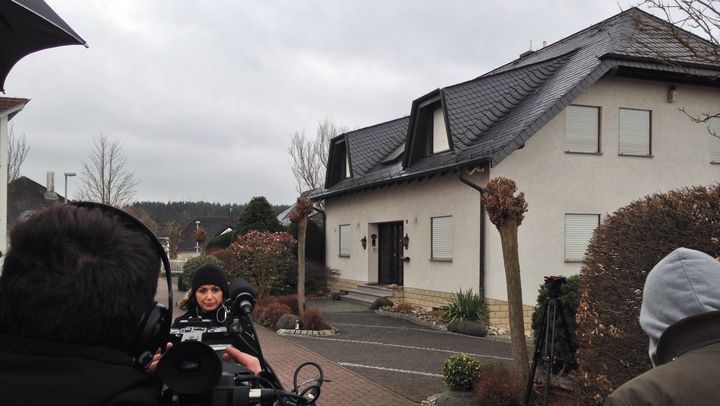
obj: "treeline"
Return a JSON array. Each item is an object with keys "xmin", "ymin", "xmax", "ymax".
[{"xmin": 132, "ymin": 200, "xmax": 290, "ymax": 230}]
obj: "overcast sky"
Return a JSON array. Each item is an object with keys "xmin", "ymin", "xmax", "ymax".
[{"xmin": 5, "ymin": 0, "xmax": 637, "ymax": 205}]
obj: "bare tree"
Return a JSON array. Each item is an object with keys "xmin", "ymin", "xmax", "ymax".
[
  {"xmin": 637, "ymin": 1, "xmax": 720, "ymax": 126},
  {"xmin": 481, "ymin": 177, "xmax": 529, "ymax": 385},
  {"xmin": 288, "ymin": 117, "xmax": 348, "ymax": 193},
  {"xmin": 7, "ymin": 127, "xmax": 29, "ymax": 183},
  {"xmin": 163, "ymin": 220, "xmax": 183, "ymax": 259},
  {"xmin": 78, "ymin": 133, "xmax": 139, "ymax": 207},
  {"xmin": 290, "ymin": 196, "xmax": 314, "ymax": 318}
]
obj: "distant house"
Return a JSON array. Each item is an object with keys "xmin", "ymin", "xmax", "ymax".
[
  {"xmin": 314, "ymin": 8, "xmax": 720, "ymax": 329},
  {"xmin": 0, "ymin": 97, "xmax": 29, "ymax": 257},
  {"xmin": 177, "ymin": 216, "xmax": 235, "ymax": 258},
  {"xmin": 6, "ymin": 175, "xmax": 63, "ymax": 242}
]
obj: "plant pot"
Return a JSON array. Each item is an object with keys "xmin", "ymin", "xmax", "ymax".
[{"xmin": 436, "ymin": 389, "xmax": 475, "ymax": 406}]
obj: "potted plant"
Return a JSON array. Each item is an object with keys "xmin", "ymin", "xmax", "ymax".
[
  {"xmin": 443, "ymin": 288, "xmax": 489, "ymax": 337},
  {"xmin": 437, "ymin": 354, "xmax": 483, "ymax": 406}
]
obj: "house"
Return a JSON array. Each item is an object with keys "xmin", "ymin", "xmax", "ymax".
[
  {"xmin": 7, "ymin": 176, "xmax": 64, "ymax": 239},
  {"xmin": 0, "ymin": 97, "xmax": 29, "ymax": 259},
  {"xmin": 314, "ymin": 8, "xmax": 720, "ymax": 329},
  {"xmin": 177, "ymin": 216, "xmax": 235, "ymax": 258}
]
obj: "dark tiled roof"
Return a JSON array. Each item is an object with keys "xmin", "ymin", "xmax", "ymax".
[
  {"xmin": 7, "ymin": 176, "xmax": 63, "ymax": 232},
  {"xmin": 179, "ymin": 216, "xmax": 235, "ymax": 252},
  {"xmin": 315, "ymin": 8, "xmax": 720, "ymax": 199}
]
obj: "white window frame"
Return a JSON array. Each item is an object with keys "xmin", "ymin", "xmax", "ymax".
[
  {"xmin": 710, "ymin": 118, "xmax": 720, "ymax": 164},
  {"xmin": 432, "ymin": 107, "xmax": 450, "ymax": 154},
  {"xmin": 564, "ymin": 214, "xmax": 600, "ymax": 262},
  {"xmin": 565, "ymin": 105, "xmax": 600, "ymax": 154},
  {"xmin": 618, "ymin": 108, "xmax": 651, "ymax": 156},
  {"xmin": 338, "ymin": 224, "xmax": 350, "ymax": 257},
  {"xmin": 431, "ymin": 216, "xmax": 453, "ymax": 261}
]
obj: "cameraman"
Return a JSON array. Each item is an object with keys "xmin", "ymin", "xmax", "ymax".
[{"xmin": 0, "ymin": 204, "xmax": 257, "ymax": 405}]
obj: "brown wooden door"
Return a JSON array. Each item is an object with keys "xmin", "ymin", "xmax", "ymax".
[{"xmin": 378, "ymin": 222, "xmax": 404, "ymax": 285}]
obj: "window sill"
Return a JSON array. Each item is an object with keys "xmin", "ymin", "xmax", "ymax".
[
  {"xmin": 564, "ymin": 259, "xmax": 583, "ymax": 263},
  {"xmin": 565, "ymin": 151, "xmax": 602, "ymax": 155},
  {"xmin": 712, "ymin": 161, "xmax": 720, "ymax": 165},
  {"xmin": 618, "ymin": 153, "xmax": 652, "ymax": 158},
  {"xmin": 429, "ymin": 258, "xmax": 453, "ymax": 262},
  {"xmin": 338, "ymin": 254, "xmax": 350, "ymax": 258}
]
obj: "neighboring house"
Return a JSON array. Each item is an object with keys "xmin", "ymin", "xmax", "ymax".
[
  {"xmin": 7, "ymin": 175, "xmax": 63, "ymax": 242},
  {"xmin": 314, "ymin": 8, "xmax": 720, "ymax": 329},
  {"xmin": 0, "ymin": 97, "xmax": 29, "ymax": 259},
  {"xmin": 177, "ymin": 216, "xmax": 235, "ymax": 258}
]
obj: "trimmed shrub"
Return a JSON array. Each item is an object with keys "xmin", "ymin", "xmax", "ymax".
[
  {"xmin": 576, "ymin": 185, "xmax": 720, "ymax": 404},
  {"xmin": 394, "ymin": 302, "xmax": 414, "ymax": 313},
  {"xmin": 301, "ymin": 307, "xmax": 331, "ymax": 331},
  {"xmin": 443, "ymin": 288, "xmax": 489, "ymax": 324},
  {"xmin": 531, "ymin": 274, "xmax": 580, "ymax": 372},
  {"xmin": 443, "ymin": 354, "xmax": 483, "ymax": 391},
  {"xmin": 473, "ymin": 363, "xmax": 522, "ymax": 405},
  {"xmin": 288, "ymin": 219, "xmax": 325, "ymax": 261},
  {"xmin": 179, "ymin": 255, "xmax": 227, "ymax": 292},
  {"xmin": 275, "ymin": 294, "xmax": 300, "ymax": 315},
  {"xmin": 275, "ymin": 261, "xmax": 328, "ymax": 295},
  {"xmin": 260, "ymin": 302, "xmax": 292, "ymax": 329}
]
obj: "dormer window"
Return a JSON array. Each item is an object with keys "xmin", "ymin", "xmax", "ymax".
[
  {"xmin": 406, "ymin": 95, "xmax": 452, "ymax": 166},
  {"xmin": 326, "ymin": 137, "xmax": 351, "ymax": 187}
]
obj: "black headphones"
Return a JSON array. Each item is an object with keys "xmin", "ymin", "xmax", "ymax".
[{"xmin": 71, "ymin": 202, "xmax": 173, "ymax": 367}]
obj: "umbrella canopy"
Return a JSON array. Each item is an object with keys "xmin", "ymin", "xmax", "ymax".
[{"xmin": 0, "ymin": 0, "xmax": 86, "ymax": 92}]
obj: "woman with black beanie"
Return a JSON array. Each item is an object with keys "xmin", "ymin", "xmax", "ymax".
[{"xmin": 172, "ymin": 264, "xmax": 229, "ymax": 327}]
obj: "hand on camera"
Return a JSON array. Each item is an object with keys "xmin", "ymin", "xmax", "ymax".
[
  {"xmin": 223, "ymin": 345, "xmax": 261, "ymax": 374},
  {"xmin": 148, "ymin": 342, "xmax": 172, "ymax": 374}
]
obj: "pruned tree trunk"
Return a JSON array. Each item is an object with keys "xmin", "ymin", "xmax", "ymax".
[
  {"xmin": 498, "ymin": 222, "xmax": 528, "ymax": 384},
  {"xmin": 297, "ymin": 216, "xmax": 307, "ymax": 318}
]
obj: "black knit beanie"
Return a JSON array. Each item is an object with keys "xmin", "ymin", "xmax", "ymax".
[{"xmin": 191, "ymin": 264, "xmax": 228, "ymax": 298}]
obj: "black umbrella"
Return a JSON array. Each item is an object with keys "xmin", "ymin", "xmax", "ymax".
[{"xmin": 0, "ymin": 0, "xmax": 87, "ymax": 92}]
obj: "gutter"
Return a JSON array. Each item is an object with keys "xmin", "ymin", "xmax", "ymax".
[{"xmin": 458, "ymin": 171, "xmax": 485, "ymax": 301}]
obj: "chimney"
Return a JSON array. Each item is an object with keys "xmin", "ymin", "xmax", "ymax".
[
  {"xmin": 44, "ymin": 171, "xmax": 58, "ymax": 200},
  {"xmin": 519, "ymin": 39, "xmax": 535, "ymax": 58}
]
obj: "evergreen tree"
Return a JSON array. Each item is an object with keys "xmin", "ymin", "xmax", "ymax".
[{"xmin": 236, "ymin": 196, "xmax": 284, "ymax": 235}]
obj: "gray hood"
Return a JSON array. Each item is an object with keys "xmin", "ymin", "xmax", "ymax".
[{"xmin": 639, "ymin": 247, "xmax": 720, "ymax": 366}]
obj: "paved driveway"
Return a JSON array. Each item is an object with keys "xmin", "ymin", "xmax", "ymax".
[{"xmin": 285, "ymin": 299, "xmax": 514, "ymax": 403}]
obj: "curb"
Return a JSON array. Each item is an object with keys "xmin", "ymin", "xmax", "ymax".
[
  {"xmin": 276, "ymin": 328, "xmax": 338, "ymax": 336},
  {"xmin": 375, "ymin": 309, "xmax": 448, "ymax": 331}
]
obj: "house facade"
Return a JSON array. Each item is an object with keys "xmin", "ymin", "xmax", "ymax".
[
  {"xmin": 0, "ymin": 97, "xmax": 29, "ymax": 261},
  {"xmin": 315, "ymin": 9, "xmax": 720, "ymax": 328}
]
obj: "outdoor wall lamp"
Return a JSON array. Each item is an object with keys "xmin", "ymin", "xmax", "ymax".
[
  {"xmin": 667, "ymin": 85, "xmax": 678, "ymax": 103},
  {"xmin": 403, "ymin": 234, "xmax": 410, "ymax": 249},
  {"xmin": 361, "ymin": 236, "xmax": 367, "ymax": 250},
  {"xmin": 371, "ymin": 234, "xmax": 377, "ymax": 247}
]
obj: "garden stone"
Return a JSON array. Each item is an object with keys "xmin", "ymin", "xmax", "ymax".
[
  {"xmin": 447, "ymin": 319, "xmax": 488, "ymax": 337},
  {"xmin": 276, "ymin": 313, "xmax": 300, "ymax": 330},
  {"xmin": 436, "ymin": 390, "xmax": 475, "ymax": 406},
  {"xmin": 370, "ymin": 297, "xmax": 394, "ymax": 310}
]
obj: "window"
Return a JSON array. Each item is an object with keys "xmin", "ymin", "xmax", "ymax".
[
  {"xmin": 565, "ymin": 105, "xmax": 600, "ymax": 153},
  {"xmin": 432, "ymin": 108, "xmax": 450, "ymax": 153},
  {"xmin": 338, "ymin": 224, "xmax": 350, "ymax": 257},
  {"xmin": 710, "ymin": 118, "xmax": 720, "ymax": 163},
  {"xmin": 431, "ymin": 216, "xmax": 453, "ymax": 260},
  {"xmin": 564, "ymin": 214, "xmax": 600, "ymax": 262},
  {"xmin": 619, "ymin": 108, "xmax": 651, "ymax": 156}
]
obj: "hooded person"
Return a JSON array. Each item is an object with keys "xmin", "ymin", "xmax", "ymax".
[
  {"xmin": 172, "ymin": 264, "xmax": 230, "ymax": 328},
  {"xmin": 606, "ymin": 247, "xmax": 720, "ymax": 405}
]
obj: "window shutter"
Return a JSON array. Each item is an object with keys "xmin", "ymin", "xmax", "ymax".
[
  {"xmin": 619, "ymin": 108, "xmax": 650, "ymax": 155},
  {"xmin": 431, "ymin": 216, "xmax": 453, "ymax": 259},
  {"xmin": 564, "ymin": 214, "xmax": 599, "ymax": 261},
  {"xmin": 339, "ymin": 224, "xmax": 350, "ymax": 256},
  {"xmin": 565, "ymin": 105, "xmax": 599, "ymax": 153},
  {"xmin": 432, "ymin": 108, "xmax": 450, "ymax": 153},
  {"xmin": 710, "ymin": 118, "xmax": 720, "ymax": 163}
]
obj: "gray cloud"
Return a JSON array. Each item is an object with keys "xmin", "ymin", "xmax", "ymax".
[{"xmin": 6, "ymin": 0, "xmax": 629, "ymax": 205}]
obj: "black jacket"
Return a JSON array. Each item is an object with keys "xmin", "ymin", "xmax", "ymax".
[
  {"xmin": 0, "ymin": 334, "xmax": 160, "ymax": 406},
  {"xmin": 172, "ymin": 306, "xmax": 227, "ymax": 329}
]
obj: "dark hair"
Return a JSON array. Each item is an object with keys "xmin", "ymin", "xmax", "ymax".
[{"xmin": 0, "ymin": 204, "xmax": 160, "ymax": 350}]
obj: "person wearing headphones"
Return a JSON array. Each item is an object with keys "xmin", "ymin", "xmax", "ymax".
[{"xmin": 0, "ymin": 204, "xmax": 257, "ymax": 406}]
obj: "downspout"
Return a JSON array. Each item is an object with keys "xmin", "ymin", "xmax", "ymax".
[{"xmin": 458, "ymin": 171, "xmax": 485, "ymax": 301}]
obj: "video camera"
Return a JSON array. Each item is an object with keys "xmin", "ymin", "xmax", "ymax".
[{"xmin": 157, "ymin": 277, "xmax": 325, "ymax": 406}]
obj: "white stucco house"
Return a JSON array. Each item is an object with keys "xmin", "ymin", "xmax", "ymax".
[
  {"xmin": 312, "ymin": 8, "xmax": 720, "ymax": 328},
  {"xmin": 0, "ymin": 97, "xmax": 29, "ymax": 262}
]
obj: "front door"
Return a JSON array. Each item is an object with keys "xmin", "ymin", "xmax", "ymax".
[{"xmin": 378, "ymin": 222, "xmax": 404, "ymax": 285}]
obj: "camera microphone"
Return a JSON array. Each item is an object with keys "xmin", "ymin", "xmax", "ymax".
[{"xmin": 229, "ymin": 277, "xmax": 256, "ymax": 316}]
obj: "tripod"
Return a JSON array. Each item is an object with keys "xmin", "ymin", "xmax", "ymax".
[{"xmin": 523, "ymin": 285, "xmax": 574, "ymax": 406}]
